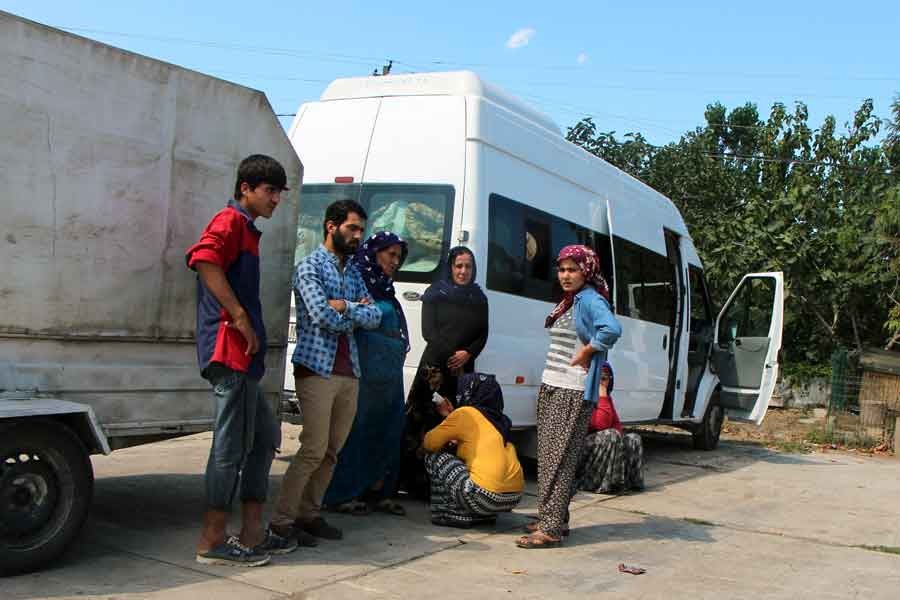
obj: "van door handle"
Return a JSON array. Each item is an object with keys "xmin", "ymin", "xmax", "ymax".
[
  {"xmin": 662, "ymin": 334, "xmax": 667, "ymax": 350},
  {"xmin": 402, "ymin": 291, "xmax": 421, "ymax": 301}
]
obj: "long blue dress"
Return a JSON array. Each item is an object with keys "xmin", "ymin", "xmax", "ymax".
[{"xmin": 323, "ymin": 299, "xmax": 408, "ymax": 505}]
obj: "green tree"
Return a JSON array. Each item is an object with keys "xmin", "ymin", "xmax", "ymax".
[
  {"xmin": 566, "ymin": 96, "xmax": 899, "ymax": 365},
  {"xmin": 876, "ymin": 95, "xmax": 900, "ymax": 349}
]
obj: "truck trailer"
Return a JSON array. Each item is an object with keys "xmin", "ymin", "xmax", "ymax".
[{"xmin": 0, "ymin": 11, "xmax": 302, "ymax": 574}]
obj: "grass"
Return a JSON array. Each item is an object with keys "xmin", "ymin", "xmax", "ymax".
[
  {"xmin": 769, "ymin": 440, "xmax": 814, "ymax": 454},
  {"xmin": 805, "ymin": 427, "xmax": 881, "ymax": 451}
]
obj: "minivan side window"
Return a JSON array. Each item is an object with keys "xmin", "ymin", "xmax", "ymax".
[
  {"xmin": 613, "ymin": 235, "xmax": 675, "ymax": 326},
  {"xmin": 718, "ymin": 276, "xmax": 775, "ymax": 341},
  {"xmin": 487, "ymin": 193, "xmax": 613, "ymax": 303}
]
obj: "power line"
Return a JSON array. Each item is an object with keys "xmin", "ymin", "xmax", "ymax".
[
  {"xmin": 418, "ymin": 60, "xmax": 899, "ymax": 83},
  {"xmin": 56, "ymin": 25, "xmax": 899, "ymax": 89},
  {"xmin": 509, "ymin": 93, "xmax": 887, "ymax": 171},
  {"xmin": 514, "ymin": 90, "xmax": 876, "ymax": 140},
  {"xmin": 56, "ymin": 26, "xmax": 390, "ymax": 68},
  {"xmin": 204, "ymin": 71, "xmax": 331, "ymax": 84},
  {"xmin": 61, "ymin": 26, "xmax": 889, "ymax": 170},
  {"xmin": 481, "ymin": 89, "xmax": 776, "ymax": 138},
  {"xmin": 504, "ymin": 78, "xmax": 877, "ymax": 102}
]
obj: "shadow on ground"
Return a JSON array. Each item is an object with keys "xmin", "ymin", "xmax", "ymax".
[{"xmin": 4, "ymin": 428, "xmax": 810, "ymax": 599}]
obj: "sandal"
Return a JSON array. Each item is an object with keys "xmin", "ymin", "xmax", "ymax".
[
  {"xmin": 516, "ymin": 532, "xmax": 562, "ymax": 549},
  {"xmin": 524, "ymin": 521, "xmax": 570, "ymax": 536},
  {"xmin": 371, "ymin": 498, "xmax": 406, "ymax": 516},
  {"xmin": 332, "ymin": 500, "xmax": 371, "ymax": 516}
]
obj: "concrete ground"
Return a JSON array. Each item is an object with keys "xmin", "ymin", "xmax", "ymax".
[{"xmin": 6, "ymin": 425, "xmax": 900, "ymax": 600}]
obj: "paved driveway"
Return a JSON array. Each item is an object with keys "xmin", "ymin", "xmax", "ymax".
[{"xmin": 6, "ymin": 425, "xmax": 900, "ymax": 599}]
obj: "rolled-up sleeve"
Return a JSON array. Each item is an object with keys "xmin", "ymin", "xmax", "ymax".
[
  {"xmin": 185, "ymin": 210, "xmax": 240, "ymax": 270},
  {"xmin": 589, "ymin": 296, "xmax": 622, "ymax": 351}
]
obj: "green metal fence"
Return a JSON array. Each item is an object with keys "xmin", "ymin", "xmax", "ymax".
[{"xmin": 826, "ymin": 348, "xmax": 895, "ymax": 450}]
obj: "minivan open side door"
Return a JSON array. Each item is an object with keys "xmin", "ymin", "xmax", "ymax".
[{"xmin": 712, "ymin": 272, "xmax": 784, "ymax": 425}]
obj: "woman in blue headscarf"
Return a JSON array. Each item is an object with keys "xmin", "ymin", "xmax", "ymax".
[{"xmin": 323, "ymin": 231, "xmax": 410, "ymax": 516}]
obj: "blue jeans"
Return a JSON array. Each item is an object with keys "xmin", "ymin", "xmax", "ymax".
[{"xmin": 203, "ymin": 363, "xmax": 281, "ymax": 511}]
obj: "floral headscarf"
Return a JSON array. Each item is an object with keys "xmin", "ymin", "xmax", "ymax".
[
  {"xmin": 351, "ymin": 231, "xmax": 410, "ymax": 346},
  {"xmin": 545, "ymin": 244, "xmax": 611, "ymax": 328}
]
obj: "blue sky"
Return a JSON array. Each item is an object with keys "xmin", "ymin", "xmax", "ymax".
[{"xmin": 4, "ymin": 1, "xmax": 898, "ymax": 145}]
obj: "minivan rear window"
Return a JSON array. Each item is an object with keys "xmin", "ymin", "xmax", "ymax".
[{"xmin": 296, "ymin": 184, "xmax": 454, "ymax": 283}]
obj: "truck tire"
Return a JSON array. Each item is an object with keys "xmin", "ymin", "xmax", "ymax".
[
  {"xmin": 0, "ymin": 419, "xmax": 94, "ymax": 576},
  {"xmin": 692, "ymin": 394, "xmax": 724, "ymax": 451}
]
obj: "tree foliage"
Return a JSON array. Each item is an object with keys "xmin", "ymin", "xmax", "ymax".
[
  {"xmin": 876, "ymin": 96, "xmax": 900, "ymax": 349},
  {"xmin": 567, "ymin": 96, "xmax": 900, "ymax": 364}
]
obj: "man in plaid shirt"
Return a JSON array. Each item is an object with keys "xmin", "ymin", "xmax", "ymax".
[{"xmin": 271, "ymin": 199, "xmax": 381, "ymax": 543}]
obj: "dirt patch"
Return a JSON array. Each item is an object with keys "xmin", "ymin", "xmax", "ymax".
[
  {"xmin": 721, "ymin": 407, "xmax": 893, "ymax": 455},
  {"xmin": 721, "ymin": 407, "xmax": 821, "ymax": 451}
]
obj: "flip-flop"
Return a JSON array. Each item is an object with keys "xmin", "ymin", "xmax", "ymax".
[{"xmin": 516, "ymin": 532, "xmax": 562, "ymax": 549}]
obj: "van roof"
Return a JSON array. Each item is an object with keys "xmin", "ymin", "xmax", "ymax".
[{"xmin": 320, "ymin": 70, "xmax": 561, "ymax": 135}]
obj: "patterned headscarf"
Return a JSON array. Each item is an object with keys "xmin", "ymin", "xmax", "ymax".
[
  {"xmin": 351, "ymin": 231, "xmax": 410, "ymax": 346},
  {"xmin": 456, "ymin": 372, "xmax": 512, "ymax": 444},
  {"xmin": 545, "ymin": 244, "xmax": 611, "ymax": 328}
]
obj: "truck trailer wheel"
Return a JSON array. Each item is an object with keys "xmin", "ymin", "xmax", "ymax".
[
  {"xmin": 0, "ymin": 420, "xmax": 94, "ymax": 575},
  {"xmin": 692, "ymin": 394, "xmax": 724, "ymax": 451}
]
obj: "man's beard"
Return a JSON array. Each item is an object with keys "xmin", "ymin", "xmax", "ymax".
[{"xmin": 332, "ymin": 231, "xmax": 359, "ymax": 256}]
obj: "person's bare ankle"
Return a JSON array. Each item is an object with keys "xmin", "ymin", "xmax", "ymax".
[
  {"xmin": 199, "ymin": 509, "xmax": 229, "ymax": 552},
  {"xmin": 239, "ymin": 530, "xmax": 265, "ymax": 549},
  {"xmin": 197, "ymin": 531, "xmax": 224, "ymax": 553}
]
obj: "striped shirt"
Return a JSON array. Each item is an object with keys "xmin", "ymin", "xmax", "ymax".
[{"xmin": 541, "ymin": 307, "xmax": 587, "ymax": 392}]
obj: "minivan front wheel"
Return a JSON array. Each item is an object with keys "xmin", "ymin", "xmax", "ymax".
[
  {"xmin": 0, "ymin": 420, "xmax": 94, "ymax": 575},
  {"xmin": 692, "ymin": 395, "xmax": 724, "ymax": 451}
]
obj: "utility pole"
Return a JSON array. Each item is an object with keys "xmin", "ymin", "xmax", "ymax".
[{"xmin": 372, "ymin": 60, "xmax": 393, "ymax": 76}]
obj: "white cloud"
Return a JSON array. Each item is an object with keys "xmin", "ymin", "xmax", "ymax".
[
  {"xmin": 506, "ymin": 27, "xmax": 536, "ymax": 49},
  {"xmin": 577, "ymin": 52, "xmax": 588, "ymax": 64}
]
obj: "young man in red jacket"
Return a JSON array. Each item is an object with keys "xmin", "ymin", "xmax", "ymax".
[{"xmin": 186, "ymin": 154, "xmax": 295, "ymax": 566}]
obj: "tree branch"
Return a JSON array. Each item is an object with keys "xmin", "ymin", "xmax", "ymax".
[
  {"xmin": 885, "ymin": 330, "xmax": 900, "ymax": 351},
  {"xmin": 798, "ymin": 294, "xmax": 838, "ymax": 338},
  {"xmin": 849, "ymin": 310, "xmax": 862, "ymax": 352}
]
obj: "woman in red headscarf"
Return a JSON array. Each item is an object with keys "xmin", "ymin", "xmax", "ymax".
[{"xmin": 517, "ymin": 245, "xmax": 622, "ymax": 549}]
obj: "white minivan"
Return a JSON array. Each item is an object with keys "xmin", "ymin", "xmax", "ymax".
[{"xmin": 284, "ymin": 71, "xmax": 784, "ymax": 456}]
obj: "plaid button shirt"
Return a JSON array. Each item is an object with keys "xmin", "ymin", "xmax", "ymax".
[{"xmin": 291, "ymin": 245, "xmax": 382, "ymax": 377}]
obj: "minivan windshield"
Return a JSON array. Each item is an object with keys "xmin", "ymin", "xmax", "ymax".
[{"xmin": 296, "ymin": 184, "xmax": 454, "ymax": 283}]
